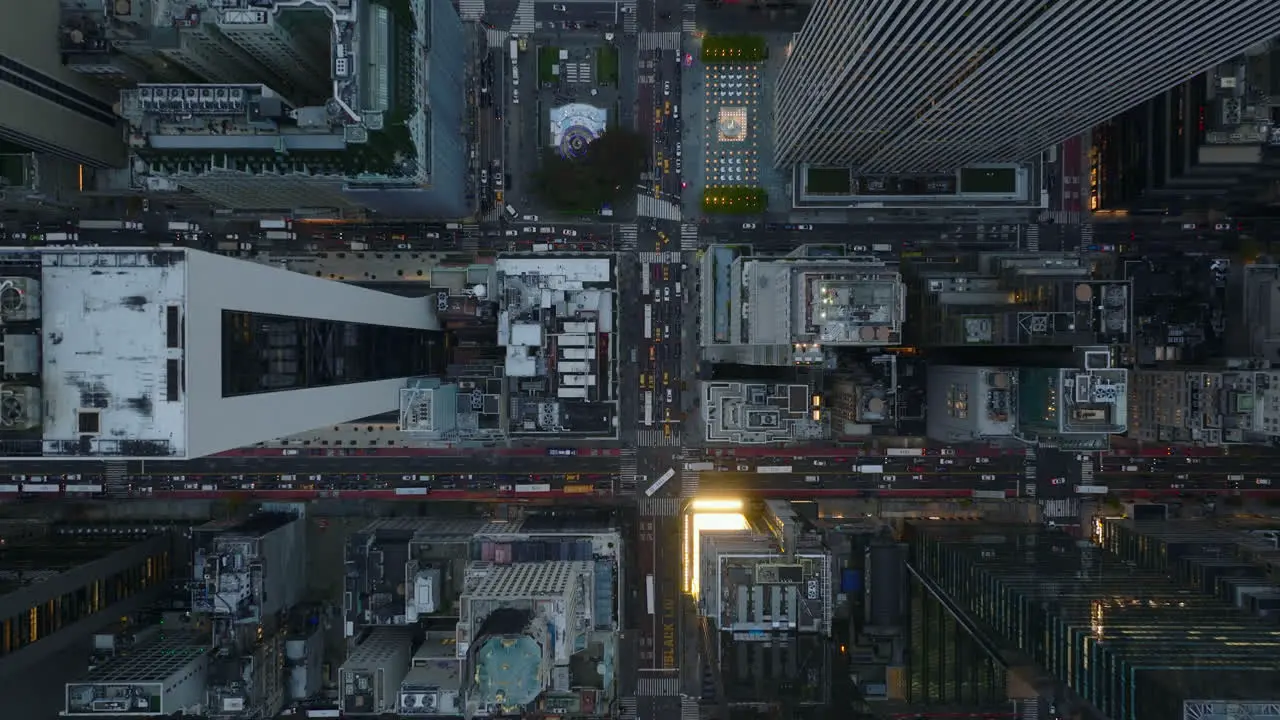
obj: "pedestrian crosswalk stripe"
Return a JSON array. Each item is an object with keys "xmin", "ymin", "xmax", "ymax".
[
  {"xmin": 638, "ymin": 675, "xmax": 681, "ymax": 696},
  {"xmin": 458, "ymin": 0, "xmax": 485, "ymax": 20},
  {"xmin": 638, "ymin": 194, "xmax": 682, "ymax": 220},
  {"xmin": 639, "ymin": 32, "xmax": 681, "ymax": 51},
  {"xmin": 462, "ymin": 223, "xmax": 480, "ymax": 252},
  {"xmin": 1041, "ymin": 210, "xmax": 1084, "ymax": 224},
  {"xmin": 640, "ymin": 251, "xmax": 681, "ymax": 262},
  {"xmin": 619, "ymin": 224, "xmax": 639, "ymax": 250},
  {"xmin": 511, "ymin": 0, "xmax": 534, "ymax": 34},
  {"xmin": 680, "ymin": 223, "xmax": 698, "ymax": 250},
  {"xmin": 622, "ymin": 2, "xmax": 638, "ymax": 33},
  {"xmin": 638, "ymin": 497, "xmax": 681, "ymax": 516},
  {"xmin": 639, "ymin": 428, "xmax": 680, "ymax": 447},
  {"xmin": 681, "ymin": 472, "xmax": 699, "ymax": 497},
  {"xmin": 1024, "ymin": 224, "xmax": 1040, "ymax": 252}
]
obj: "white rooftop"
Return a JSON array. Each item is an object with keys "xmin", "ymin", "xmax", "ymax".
[
  {"xmin": 495, "ymin": 257, "xmax": 612, "ymax": 286},
  {"xmin": 41, "ymin": 250, "xmax": 188, "ymax": 457},
  {"xmin": 464, "ymin": 561, "xmax": 592, "ymax": 599}
]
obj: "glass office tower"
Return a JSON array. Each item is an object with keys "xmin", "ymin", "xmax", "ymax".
[
  {"xmin": 773, "ymin": 0, "xmax": 1280, "ymax": 171},
  {"xmin": 909, "ymin": 522, "xmax": 1280, "ymax": 720}
]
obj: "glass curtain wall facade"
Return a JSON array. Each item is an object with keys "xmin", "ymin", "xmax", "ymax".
[
  {"xmin": 0, "ymin": 539, "xmax": 173, "ymax": 658},
  {"xmin": 910, "ymin": 523, "xmax": 1280, "ymax": 720},
  {"xmin": 905, "ymin": 574, "xmax": 1007, "ymax": 706},
  {"xmin": 772, "ymin": 0, "xmax": 1280, "ymax": 171}
]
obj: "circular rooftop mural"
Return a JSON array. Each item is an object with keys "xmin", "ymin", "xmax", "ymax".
[{"xmin": 549, "ymin": 103, "xmax": 609, "ymax": 159}]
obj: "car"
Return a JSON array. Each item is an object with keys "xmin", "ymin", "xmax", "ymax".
[
  {"xmin": 883, "ymin": 474, "xmax": 897, "ymax": 482},
  {"xmin": 737, "ymin": 464, "xmax": 750, "ymax": 471},
  {"xmin": 1123, "ymin": 465, "xmax": 1139, "ymax": 472},
  {"xmin": 1214, "ymin": 223, "xmax": 1232, "ymax": 231},
  {"xmin": 563, "ymin": 229, "xmax": 579, "ymax": 237},
  {"xmin": 539, "ymin": 226, "xmax": 555, "ymax": 233},
  {"xmin": 504, "ymin": 229, "xmax": 519, "ymax": 237},
  {"xmin": 981, "ymin": 474, "xmax": 996, "ymax": 481},
  {"xmin": 548, "ymin": 448, "xmax": 577, "ymax": 457},
  {"xmin": 401, "ymin": 474, "xmax": 416, "ymax": 482},
  {"xmin": 1170, "ymin": 483, "xmax": 1185, "ymax": 490},
  {"xmin": 1258, "ymin": 478, "xmax": 1273, "ymax": 486},
  {"xmin": 1175, "ymin": 473, "xmax": 1189, "ymax": 480},
  {"xmin": 480, "ymin": 170, "xmax": 488, "ymax": 184},
  {"xmin": 853, "ymin": 244, "xmax": 868, "ymax": 252},
  {"xmin": 939, "ymin": 449, "xmax": 955, "ymax": 455},
  {"xmin": 665, "ymin": 388, "xmax": 673, "ymax": 403},
  {"xmin": 742, "ymin": 223, "xmax": 756, "ymax": 230},
  {"xmin": 939, "ymin": 458, "xmax": 955, "ymax": 465},
  {"xmin": 663, "ymin": 286, "xmax": 671, "ymax": 301},
  {"xmin": 812, "ymin": 460, "xmax": 826, "ymax": 467},
  {"xmin": 663, "ymin": 81, "xmax": 671, "ymax": 96},
  {"xmin": 552, "ymin": 2, "xmax": 566, "ymax": 9},
  {"xmin": 1181, "ymin": 223, "xmax": 1197, "ymax": 230},
  {"xmin": 1050, "ymin": 477, "xmax": 1066, "ymax": 485},
  {"xmin": 522, "ymin": 226, "xmax": 537, "ymax": 233},
  {"xmin": 797, "ymin": 224, "xmax": 813, "ymax": 230},
  {"xmin": 974, "ymin": 457, "xmax": 991, "ymax": 464},
  {"xmin": 425, "ymin": 232, "xmax": 440, "ymax": 239},
  {"xmin": 395, "ymin": 243, "xmax": 411, "ymax": 250},
  {"xmin": 621, "ymin": 4, "xmax": 633, "ymax": 11},
  {"xmin": 310, "ymin": 474, "xmax": 323, "ymax": 482},
  {"xmin": 282, "ymin": 449, "xmax": 299, "ymax": 456}
]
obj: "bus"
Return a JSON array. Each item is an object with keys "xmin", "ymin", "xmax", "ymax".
[
  {"xmin": 757, "ymin": 466, "xmax": 793, "ymax": 474},
  {"xmin": 1074, "ymin": 485, "xmax": 1109, "ymax": 495},
  {"xmin": 643, "ymin": 392, "xmax": 654, "ymax": 426},
  {"xmin": 644, "ymin": 305, "xmax": 653, "ymax": 339},
  {"xmin": 642, "ymin": 267, "xmax": 651, "ymax": 296},
  {"xmin": 886, "ymin": 448, "xmax": 924, "ymax": 456},
  {"xmin": 646, "ymin": 574, "xmax": 656, "ymax": 615},
  {"xmin": 79, "ymin": 220, "xmax": 142, "ymax": 230},
  {"xmin": 645, "ymin": 468, "xmax": 675, "ymax": 496},
  {"xmin": 260, "ymin": 219, "xmax": 291, "ymax": 230}
]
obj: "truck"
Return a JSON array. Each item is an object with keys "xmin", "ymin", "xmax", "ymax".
[
  {"xmin": 871, "ymin": 243, "xmax": 892, "ymax": 253},
  {"xmin": 42, "ymin": 232, "xmax": 78, "ymax": 243},
  {"xmin": 264, "ymin": 230, "xmax": 296, "ymax": 241},
  {"xmin": 79, "ymin": 220, "xmax": 142, "ymax": 230},
  {"xmin": 855, "ymin": 464, "xmax": 885, "ymax": 473},
  {"xmin": 510, "ymin": 40, "xmax": 518, "ymax": 61},
  {"xmin": 348, "ymin": 241, "xmax": 369, "ymax": 250},
  {"xmin": 259, "ymin": 219, "xmax": 291, "ymax": 230},
  {"xmin": 167, "ymin": 221, "xmax": 200, "ymax": 232}
]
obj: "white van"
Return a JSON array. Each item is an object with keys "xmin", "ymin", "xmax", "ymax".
[
  {"xmin": 446, "ymin": 222, "xmax": 462, "ymax": 230},
  {"xmin": 505, "ymin": 205, "xmax": 518, "ymax": 218}
]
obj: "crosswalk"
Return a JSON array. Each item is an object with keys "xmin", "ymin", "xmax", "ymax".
[
  {"xmin": 619, "ymin": 224, "xmax": 639, "ymax": 250},
  {"xmin": 620, "ymin": 449, "xmax": 639, "ymax": 495},
  {"xmin": 638, "ymin": 675, "xmax": 681, "ymax": 696},
  {"xmin": 458, "ymin": 0, "xmax": 485, "ymax": 20},
  {"xmin": 640, "ymin": 251, "xmax": 681, "ymax": 263},
  {"xmin": 511, "ymin": 0, "xmax": 535, "ymax": 34},
  {"xmin": 1042, "ymin": 498, "xmax": 1079, "ymax": 520},
  {"xmin": 105, "ymin": 461, "xmax": 129, "ymax": 499},
  {"xmin": 680, "ymin": 223, "xmax": 698, "ymax": 250},
  {"xmin": 638, "ymin": 497, "xmax": 682, "ymax": 516},
  {"xmin": 1081, "ymin": 455, "xmax": 1095, "ymax": 485},
  {"xmin": 484, "ymin": 28, "xmax": 507, "ymax": 48},
  {"xmin": 681, "ymin": 3, "xmax": 697, "ymax": 32},
  {"xmin": 1024, "ymin": 224, "xmax": 1040, "ymax": 252},
  {"xmin": 1043, "ymin": 210, "xmax": 1084, "ymax": 224},
  {"xmin": 682, "ymin": 696, "xmax": 700, "ymax": 720},
  {"xmin": 640, "ymin": 32, "xmax": 682, "ymax": 51},
  {"xmin": 620, "ymin": 697, "xmax": 638, "ymax": 720},
  {"xmin": 1081, "ymin": 223, "xmax": 1095, "ymax": 248},
  {"xmin": 681, "ymin": 470, "xmax": 699, "ymax": 497},
  {"xmin": 461, "ymin": 223, "xmax": 480, "ymax": 251},
  {"xmin": 639, "ymin": 427, "xmax": 680, "ymax": 447},
  {"xmin": 637, "ymin": 194, "xmax": 682, "ymax": 220},
  {"xmin": 622, "ymin": 2, "xmax": 638, "ymax": 33},
  {"xmin": 1023, "ymin": 446, "xmax": 1037, "ymax": 498}
]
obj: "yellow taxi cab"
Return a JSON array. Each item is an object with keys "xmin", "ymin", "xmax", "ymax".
[
  {"xmin": 653, "ymin": 184, "xmax": 661, "ymax": 198},
  {"xmin": 663, "ymin": 424, "xmax": 672, "ymax": 438},
  {"xmin": 664, "ymin": 407, "xmax": 672, "ymax": 420},
  {"xmin": 662, "ymin": 265, "xmax": 669, "ymax": 281},
  {"xmin": 649, "ymin": 347, "xmax": 656, "ymax": 362},
  {"xmin": 565, "ymin": 473, "xmax": 579, "ymax": 481},
  {"xmin": 663, "ymin": 371, "xmax": 669, "ymax": 384},
  {"xmin": 495, "ymin": 190, "xmax": 504, "ymax": 203},
  {"xmin": 664, "ymin": 101, "xmax": 671, "ymax": 114}
]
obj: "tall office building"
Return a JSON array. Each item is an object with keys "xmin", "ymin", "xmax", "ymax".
[
  {"xmin": 0, "ymin": 246, "xmax": 443, "ymax": 461},
  {"xmin": 773, "ymin": 1, "xmax": 1280, "ymax": 171},
  {"xmin": 59, "ymin": 0, "xmax": 467, "ymax": 216}
]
